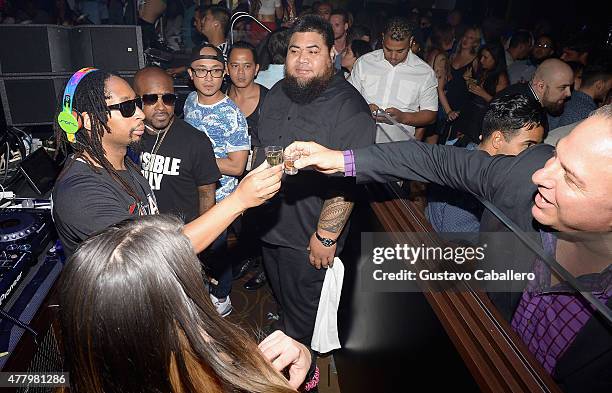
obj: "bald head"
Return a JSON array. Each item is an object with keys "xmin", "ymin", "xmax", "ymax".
[
  {"xmin": 133, "ymin": 67, "xmax": 174, "ymax": 95},
  {"xmin": 531, "ymin": 59, "xmax": 573, "ymax": 114},
  {"xmin": 533, "ymin": 58, "xmax": 573, "ymax": 84}
]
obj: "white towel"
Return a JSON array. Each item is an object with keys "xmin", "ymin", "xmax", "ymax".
[{"xmin": 311, "ymin": 257, "xmax": 345, "ymax": 353}]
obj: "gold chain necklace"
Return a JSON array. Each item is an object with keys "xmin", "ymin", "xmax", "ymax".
[{"xmin": 149, "ymin": 119, "xmax": 174, "ymax": 157}]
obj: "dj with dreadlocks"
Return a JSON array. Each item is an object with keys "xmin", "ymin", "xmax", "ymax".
[{"xmin": 52, "ymin": 68, "xmax": 283, "ymax": 258}]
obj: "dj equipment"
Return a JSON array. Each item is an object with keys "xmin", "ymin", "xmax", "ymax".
[
  {"xmin": 19, "ymin": 148, "xmax": 62, "ymax": 196},
  {"xmin": 0, "ymin": 75, "xmax": 70, "ymax": 126},
  {"xmin": 70, "ymin": 25, "xmax": 145, "ymax": 73},
  {"xmin": 0, "ymin": 24, "xmax": 143, "ymax": 127},
  {"xmin": 0, "ymin": 73, "xmax": 136, "ymax": 127},
  {"xmin": 0, "ymin": 25, "xmax": 72, "ymax": 75},
  {"xmin": 0, "ymin": 25, "xmax": 144, "ymax": 76},
  {"xmin": 0, "ymin": 209, "xmax": 54, "ymax": 308},
  {"xmin": 0, "ymin": 208, "xmax": 61, "ymax": 372}
]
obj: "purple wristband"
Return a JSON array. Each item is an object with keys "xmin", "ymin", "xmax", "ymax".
[{"xmin": 343, "ymin": 150, "xmax": 356, "ymax": 177}]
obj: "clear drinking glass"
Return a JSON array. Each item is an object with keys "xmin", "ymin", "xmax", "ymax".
[
  {"xmin": 265, "ymin": 146, "xmax": 283, "ymax": 166},
  {"xmin": 283, "ymin": 151, "xmax": 300, "ymax": 175}
]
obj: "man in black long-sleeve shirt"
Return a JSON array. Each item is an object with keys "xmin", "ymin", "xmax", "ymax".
[
  {"xmin": 254, "ymin": 16, "xmax": 376, "ymax": 346},
  {"xmin": 286, "ymin": 105, "xmax": 612, "ymax": 393}
]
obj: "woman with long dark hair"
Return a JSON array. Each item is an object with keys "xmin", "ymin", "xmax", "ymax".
[
  {"xmin": 457, "ymin": 43, "xmax": 509, "ymax": 143},
  {"xmin": 467, "ymin": 44, "xmax": 509, "ymax": 103},
  {"xmin": 58, "ymin": 215, "xmax": 315, "ymax": 393}
]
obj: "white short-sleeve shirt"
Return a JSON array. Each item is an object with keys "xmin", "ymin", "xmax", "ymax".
[
  {"xmin": 259, "ymin": 0, "xmax": 281, "ymax": 15},
  {"xmin": 349, "ymin": 49, "xmax": 438, "ymax": 142}
]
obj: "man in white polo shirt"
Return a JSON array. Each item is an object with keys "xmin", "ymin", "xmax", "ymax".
[{"xmin": 349, "ymin": 17, "xmax": 438, "ymax": 143}]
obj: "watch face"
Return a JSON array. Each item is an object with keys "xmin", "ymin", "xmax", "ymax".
[{"xmin": 316, "ymin": 232, "xmax": 336, "ymax": 247}]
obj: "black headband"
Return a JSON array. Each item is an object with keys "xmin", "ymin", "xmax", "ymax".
[{"xmin": 190, "ymin": 54, "xmax": 225, "ymax": 66}]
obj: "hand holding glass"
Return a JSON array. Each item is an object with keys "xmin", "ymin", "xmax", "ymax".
[{"xmin": 283, "ymin": 151, "xmax": 300, "ymax": 175}]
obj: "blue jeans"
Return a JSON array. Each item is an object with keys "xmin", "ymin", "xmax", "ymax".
[{"xmin": 206, "ymin": 230, "xmax": 232, "ymax": 298}]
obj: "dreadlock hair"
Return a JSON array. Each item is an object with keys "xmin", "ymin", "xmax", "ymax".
[{"xmin": 54, "ymin": 70, "xmax": 142, "ymax": 204}]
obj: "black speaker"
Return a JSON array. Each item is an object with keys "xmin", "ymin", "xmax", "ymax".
[
  {"xmin": 0, "ymin": 75, "xmax": 69, "ymax": 126},
  {"xmin": 0, "ymin": 25, "xmax": 72, "ymax": 75},
  {"xmin": 0, "ymin": 24, "xmax": 143, "ymax": 126},
  {"xmin": 70, "ymin": 25, "xmax": 145, "ymax": 73},
  {"xmin": 0, "ymin": 73, "xmax": 136, "ymax": 126}
]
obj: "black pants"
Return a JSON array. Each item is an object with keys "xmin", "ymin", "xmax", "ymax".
[{"xmin": 261, "ymin": 243, "xmax": 326, "ymax": 346}]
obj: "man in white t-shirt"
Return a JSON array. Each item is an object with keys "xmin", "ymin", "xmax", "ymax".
[{"xmin": 349, "ymin": 17, "xmax": 438, "ymax": 143}]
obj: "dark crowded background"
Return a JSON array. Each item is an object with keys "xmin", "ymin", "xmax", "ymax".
[
  {"xmin": 0, "ymin": 1, "xmax": 611, "ymax": 393},
  {"xmin": 1, "ymin": 0, "xmax": 611, "ymax": 134}
]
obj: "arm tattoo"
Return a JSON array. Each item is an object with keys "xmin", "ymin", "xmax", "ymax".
[
  {"xmin": 198, "ymin": 184, "xmax": 216, "ymax": 215},
  {"xmin": 318, "ymin": 196, "xmax": 354, "ymax": 234}
]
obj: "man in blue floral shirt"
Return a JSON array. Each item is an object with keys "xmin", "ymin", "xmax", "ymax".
[{"xmin": 184, "ymin": 43, "xmax": 250, "ymax": 317}]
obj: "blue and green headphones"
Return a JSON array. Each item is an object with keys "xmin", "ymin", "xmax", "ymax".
[{"xmin": 57, "ymin": 67, "xmax": 98, "ymax": 143}]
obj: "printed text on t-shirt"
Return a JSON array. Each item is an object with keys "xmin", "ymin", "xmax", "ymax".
[{"xmin": 140, "ymin": 152, "xmax": 182, "ymax": 190}]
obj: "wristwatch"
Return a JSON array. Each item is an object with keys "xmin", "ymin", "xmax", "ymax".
[{"xmin": 315, "ymin": 232, "xmax": 337, "ymax": 247}]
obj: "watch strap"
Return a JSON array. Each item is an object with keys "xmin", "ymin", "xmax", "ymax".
[{"xmin": 315, "ymin": 232, "xmax": 337, "ymax": 247}]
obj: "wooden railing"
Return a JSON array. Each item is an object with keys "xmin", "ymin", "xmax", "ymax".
[{"xmin": 366, "ymin": 182, "xmax": 562, "ymax": 393}]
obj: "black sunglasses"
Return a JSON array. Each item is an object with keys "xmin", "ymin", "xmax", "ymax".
[
  {"xmin": 142, "ymin": 93, "xmax": 178, "ymax": 106},
  {"xmin": 107, "ymin": 97, "xmax": 143, "ymax": 118}
]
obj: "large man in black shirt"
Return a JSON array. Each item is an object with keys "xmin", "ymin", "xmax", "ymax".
[
  {"xmin": 255, "ymin": 16, "xmax": 376, "ymax": 345},
  {"xmin": 134, "ymin": 67, "xmax": 220, "ymax": 223}
]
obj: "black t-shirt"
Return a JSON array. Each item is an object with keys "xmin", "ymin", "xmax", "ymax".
[
  {"xmin": 139, "ymin": 118, "xmax": 221, "ymax": 223},
  {"xmin": 246, "ymin": 84, "xmax": 269, "ymax": 147},
  {"xmin": 255, "ymin": 73, "xmax": 376, "ymax": 250},
  {"xmin": 52, "ymin": 158, "xmax": 157, "ymax": 258}
]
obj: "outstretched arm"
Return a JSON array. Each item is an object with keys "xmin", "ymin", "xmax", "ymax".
[
  {"xmin": 184, "ymin": 162, "xmax": 283, "ymax": 253},
  {"xmin": 287, "ymin": 140, "xmax": 553, "ymax": 204}
]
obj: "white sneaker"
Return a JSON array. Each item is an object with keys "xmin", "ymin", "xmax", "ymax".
[{"xmin": 210, "ymin": 294, "xmax": 232, "ymax": 317}]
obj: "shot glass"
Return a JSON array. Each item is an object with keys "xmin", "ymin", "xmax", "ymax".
[
  {"xmin": 264, "ymin": 146, "xmax": 283, "ymax": 166},
  {"xmin": 283, "ymin": 151, "xmax": 300, "ymax": 175}
]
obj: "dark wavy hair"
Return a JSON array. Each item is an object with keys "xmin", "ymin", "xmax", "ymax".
[
  {"xmin": 475, "ymin": 43, "xmax": 507, "ymax": 96},
  {"xmin": 291, "ymin": 14, "xmax": 334, "ymax": 51},
  {"xmin": 58, "ymin": 215, "xmax": 295, "ymax": 393},
  {"xmin": 350, "ymin": 39, "xmax": 373, "ymax": 59},
  {"xmin": 257, "ymin": 27, "xmax": 290, "ymax": 70},
  {"xmin": 481, "ymin": 94, "xmax": 545, "ymax": 142}
]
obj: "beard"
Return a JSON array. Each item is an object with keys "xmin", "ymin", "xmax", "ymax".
[
  {"xmin": 148, "ymin": 114, "xmax": 173, "ymax": 131},
  {"xmin": 282, "ymin": 67, "xmax": 335, "ymax": 104},
  {"xmin": 541, "ymin": 88, "xmax": 566, "ymax": 116},
  {"xmin": 542, "ymin": 98, "xmax": 564, "ymax": 116},
  {"xmin": 128, "ymin": 128, "xmax": 143, "ymax": 151}
]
